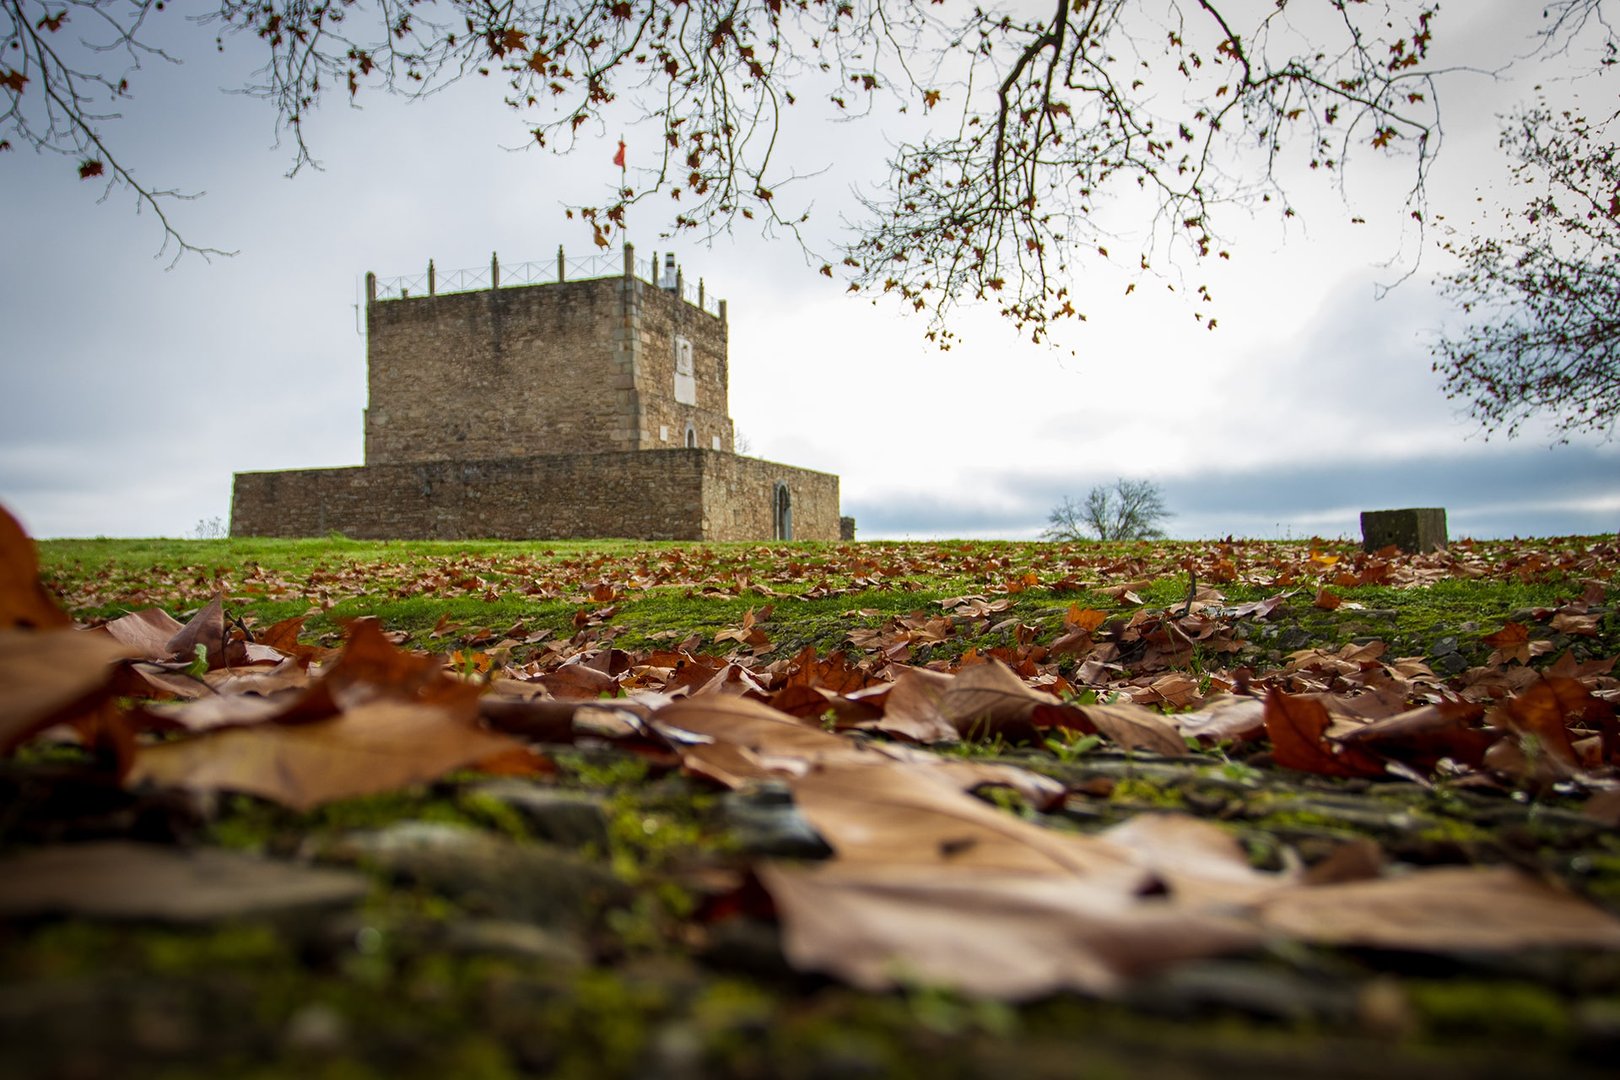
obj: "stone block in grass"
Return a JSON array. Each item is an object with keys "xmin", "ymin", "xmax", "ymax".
[{"xmin": 1361, "ymin": 507, "xmax": 1447, "ymax": 553}]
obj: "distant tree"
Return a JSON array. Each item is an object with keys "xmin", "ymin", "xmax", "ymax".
[
  {"xmin": 1044, "ymin": 479, "xmax": 1170, "ymax": 542},
  {"xmin": 1431, "ymin": 102, "xmax": 1619, "ymax": 440},
  {"xmin": 189, "ymin": 515, "xmax": 227, "ymax": 540}
]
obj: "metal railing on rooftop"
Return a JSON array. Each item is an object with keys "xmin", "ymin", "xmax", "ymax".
[{"xmin": 366, "ymin": 245, "xmax": 724, "ymax": 318}]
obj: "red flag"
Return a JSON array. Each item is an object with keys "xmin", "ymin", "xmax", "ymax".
[{"xmin": 612, "ymin": 140, "xmax": 626, "ymax": 168}]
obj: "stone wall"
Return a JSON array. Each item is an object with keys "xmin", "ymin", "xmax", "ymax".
[
  {"xmin": 699, "ymin": 454, "xmax": 841, "ymax": 541},
  {"xmin": 363, "ymin": 277, "xmax": 635, "ymax": 464},
  {"xmin": 231, "ymin": 450, "xmax": 839, "ymax": 541}
]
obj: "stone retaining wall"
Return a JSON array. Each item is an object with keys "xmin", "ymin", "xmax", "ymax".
[{"xmin": 231, "ymin": 450, "xmax": 840, "ymax": 541}]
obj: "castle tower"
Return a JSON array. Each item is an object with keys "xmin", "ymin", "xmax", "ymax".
[
  {"xmin": 363, "ymin": 244, "xmax": 734, "ymax": 464},
  {"xmin": 230, "ymin": 244, "xmax": 842, "ymax": 542}
]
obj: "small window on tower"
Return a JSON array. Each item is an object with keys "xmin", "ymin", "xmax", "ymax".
[{"xmin": 674, "ymin": 337, "xmax": 696, "ymax": 405}]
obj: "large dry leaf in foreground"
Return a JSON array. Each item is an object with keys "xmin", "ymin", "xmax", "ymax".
[
  {"xmin": 789, "ymin": 762, "xmax": 1143, "ymax": 884},
  {"xmin": 0, "ymin": 504, "xmax": 71, "ymax": 629},
  {"xmin": 1260, "ymin": 865, "xmax": 1620, "ymax": 951},
  {"xmin": 1099, "ymin": 812, "xmax": 1293, "ymax": 907},
  {"xmin": 759, "ymin": 860, "xmax": 1262, "ymax": 999},
  {"xmin": 0, "ymin": 841, "xmax": 367, "ymax": 921},
  {"xmin": 125, "ymin": 700, "xmax": 525, "ymax": 811},
  {"xmin": 0, "ymin": 629, "xmax": 134, "ymax": 752}
]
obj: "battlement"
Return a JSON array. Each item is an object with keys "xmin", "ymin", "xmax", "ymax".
[{"xmin": 364, "ymin": 244, "xmax": 726, "ymax": 320}]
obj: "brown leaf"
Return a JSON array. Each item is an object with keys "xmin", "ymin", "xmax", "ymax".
[
  {"xmin": 0, "ymin": 504, "xmax": 71, "ymax": 629},
  {"xmin": 1065, "ymin": 605, "xmax": 1108, "ymax": 632},
  {"xmin": 1073, "ymin": 700, "xmax": 1187, "ymax": 756},
  {"xmin": 1488, "ymin": 677, "xmax": 1602, "ymax": 778},
  {"xmin": 0, "ymin": 629, "xmax": 134, "ymax": 753},
  {"xmin": 167, "ymin": 595, "xmax": 227, "ymax": 670},
  {"xmin": 1099, "ymin": 812, "xmax": 1291, "ymax": 907},
  {"xmin": 1261, "ymin": 866, "xmax": 1620, "ymax": 951},
  {"xmin": 759, "ymin": 860, "xmax": 1261, "ymax": 999},
  {"xmin": 1484, "ymin": 621, "xmax": 1533, "ymax": 665},
  {"xmin": 1301, "ymin": 838, "xmax": 1385, "ymax": 886},
  {"xmin": 1263, "ymin": 690, "xmax": 1386, "ymax": 778},
  {"xmin": 1336, "ymin": 699, "xmax": 1495, "ymax": 769},
  {"xmin": 869, "ymin": 666, "xmax": 957, "ymax": 743},
  {"xmin": 125, "ymin": 698, "xmax": 524, "ymax": 811},
  {"xmin": 0, "ymin": 842, "xmax": 367, "ymax": 922},
  {"xmin": 790, "ymin": 761, "xmax": 1142, "ymax": 880},
  {"xmin": 937, "ymin": 659, "xmax": 1082, "ymax": 742},
  {"xmin": 1174, "ymin": 695, "xmax": 1266, "ymax": 742},
  {"xmin": 651, "ymin": 696, "xmax": 877, "ymax": 780},
  {"xmin": 322, "ymin": 618, "xmax": 481, "ymax": 711},
  {"xmin": 100, "ymin": 607, "xmax": 185, "ymax": 660},
  {"xmin": 1550, "ymin": 612, "xmax": 1601, "ymax": 637}
]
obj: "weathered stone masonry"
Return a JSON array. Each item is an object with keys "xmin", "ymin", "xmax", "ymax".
[{"xmin": 231, "ymin": 245, "xmax": 843, "ymax": 541}]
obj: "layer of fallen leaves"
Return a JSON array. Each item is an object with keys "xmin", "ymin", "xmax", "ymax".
[{"xmin": 6, "ymin": 505, "xmax": 1620, "ymax": 1000}]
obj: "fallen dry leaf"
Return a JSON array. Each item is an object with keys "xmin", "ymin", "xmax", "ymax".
[
  {"xmin": 1260, "ymin": 865, "xmax": 1620, "ymax": 951},
  {"xmin": 1073, "ymin": 700, "xmax": 1187, "ymax": 757},
  {"xmin": 0, "ymin": 503, "xmax": 72, "ymax": 629},
  {"xmin": 1487, "ymin": 677, "xmax": 1600, "ymax": 779},
  {"xmin": 99, "ymin": 607, "xmax": 186, "ymax": 660},
  {"xmin": 867, "ymin": 666, "xmax": 957, "ymax": 743},
  {"xmin": 1099, "ymin": 812, "xmax": 1292, "ymax": 907},
  {"xmin": 0, "ymin": 629, "xmax": 135, "ymax": 753},
  {"xmin": 651, "ymin": 695, "xmax": 886, "ymax": 780},
  {"xmin": 125, "ymin": 699, "xmax": 525, "ymax": 811},
  {"xmin": 1174, "ymin": 695, "xmax": 1267, "ymax": 742},
  {"xmin": 759, "ymin": 860, "xmax": 1262, "ymax": 999},
  {"xmin": 167, "ymin": 595, "xmax": 228, "ymax": 670},
  {"xmin": 936, "ymin": 659, "xmax": 1082, "ymax": 742},
  {"xmin": 1336, "ymin": 699, "xmax": 1495, "ymax": 770},
  {"xmin": 0, "ymin": 841, "xmax": 367, "ymax": 921},
  {"xmin": 1263, "ymin": 690, "xmax": 1386, "ymax": 778},
  {"xmin": 789, "ymin": 761, "xmax": 1141, "ymax": 881}
]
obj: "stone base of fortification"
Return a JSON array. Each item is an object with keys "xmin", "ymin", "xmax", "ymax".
[{"xmin": 230, "ymin": 449, "xmax": 840, "ymax": 542}]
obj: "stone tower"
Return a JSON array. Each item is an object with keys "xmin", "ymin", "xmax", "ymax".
[
  {"xmin": 363, "ymin": 245, "xmax": 736, "ymax": 465},
  {"xmin": 229, "ymin": 244, "xmax": 845, "ymax": 542}
]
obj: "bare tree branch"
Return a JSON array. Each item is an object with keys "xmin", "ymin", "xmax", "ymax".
[{"xmin": 1432, "ymin": 101, "xmax": 1620, "ymax": 440}]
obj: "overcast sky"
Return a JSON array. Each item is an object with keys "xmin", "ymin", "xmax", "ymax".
[{"xmin": 2, "ymin": 2, "xmax": 1615, "ymax": 542}]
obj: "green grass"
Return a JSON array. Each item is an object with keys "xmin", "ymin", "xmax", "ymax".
[{"xmin": 36, "ymin": 536, "xmax": 1619, "ymax": 668}]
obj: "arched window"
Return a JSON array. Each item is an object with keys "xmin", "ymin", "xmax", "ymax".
[
  {"xmin": 685, "ymin": 423, "xmax": 697, "ymax": 449},
  {"xmin": 773, "ymin": 482, "xmax": 793, "ymax": 541}
]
